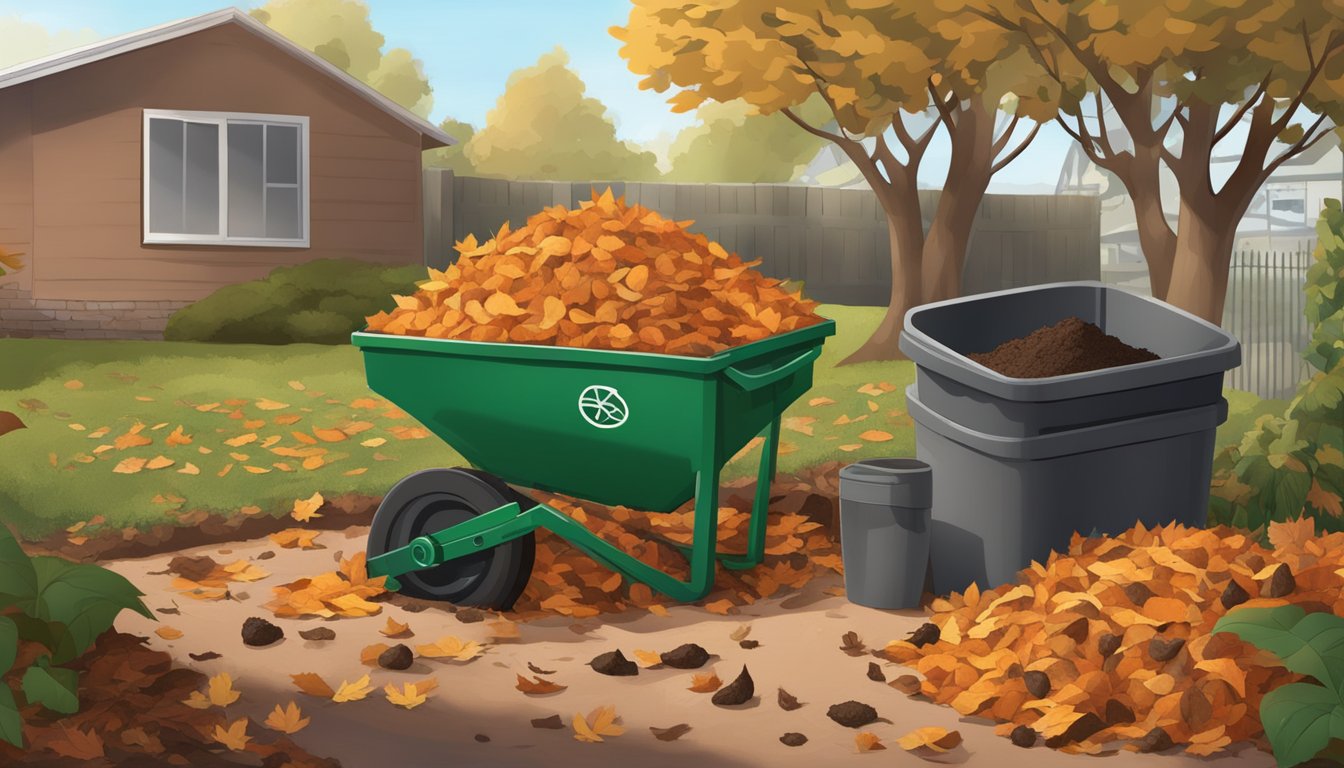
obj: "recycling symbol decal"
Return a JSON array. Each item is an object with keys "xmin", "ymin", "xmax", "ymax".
[{"xmin": 578, "ymin": 385, "xmax": 629, "ymax": 429}]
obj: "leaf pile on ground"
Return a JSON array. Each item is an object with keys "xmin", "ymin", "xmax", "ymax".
[
  {"xmin": 882, "ymin": 517, "xmax": 1339, "ymax": 757},
  {"xmin": 0, "ymin": 631, "xmax": 336, "ymax": 767},
  {"xmin": 265, "ymin": 552, "xmax": 387, "ymax": 619},
  {"xmin": 366, "ymin": 187, "xmax": 823, "ymax": 355},
  {"xmin": 163, "ymin": 555, "xmax": 270, "ymax": 601},
  {"xmin": 507, "ymin": 462, "xmax": 845, "ymax": 619}
]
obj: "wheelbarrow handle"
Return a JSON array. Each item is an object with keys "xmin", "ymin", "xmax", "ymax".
[{"xmin": 724, "ymin": 347, "xmax": 821, "ymax": 392}]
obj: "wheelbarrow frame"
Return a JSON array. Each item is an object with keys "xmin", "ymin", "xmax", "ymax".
[{"xmin": 355, "ymin": 320, "xmax": 834, "ymax": 603}]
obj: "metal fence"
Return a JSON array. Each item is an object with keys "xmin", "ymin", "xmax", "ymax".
[
  {"xmin": 1221, "ymin": 244, "xmax": 1315, "ymax": 400},
  {"xmin": 423, "ymin": 171, "xmax": 1101, "ymax": 304}
]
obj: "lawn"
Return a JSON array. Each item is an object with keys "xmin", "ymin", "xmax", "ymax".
[
  {"xmin": 0, "ymin": 305, "xmax": 916, "ymax": 539},
  {"xmin": 0, "ymin": 304, "xmax": 1266, "ymax": 540}
]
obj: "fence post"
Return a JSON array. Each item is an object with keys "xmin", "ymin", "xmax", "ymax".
[{"xmin": 422, "ymin": 169, "xmax": 455, "ymax": 269}]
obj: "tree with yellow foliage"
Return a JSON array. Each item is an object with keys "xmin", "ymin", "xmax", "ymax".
[
  {"xmin": 614, "ymin": 1, "xmax": 1057, "ymax": 363},
  {"xmin": 969, "ymin": 0, "xmax": 1344, "ymax": 323}
]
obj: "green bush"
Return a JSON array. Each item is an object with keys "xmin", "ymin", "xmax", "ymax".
[
  {"xmin": 164, "ymin": 259, "xmax": 424, "ymax": 344},
  {"xmin": 1209, "ymin": 199, "xmax": 1344, "ymax": 533},
  {"xmin": 0, "ymin": 524, "xmax": 153, "ymax": 747}
]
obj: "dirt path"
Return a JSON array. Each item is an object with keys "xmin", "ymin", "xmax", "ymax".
[{"xmin": 106, "ymin": 529, "xmax": 1276, "ymax": 768}]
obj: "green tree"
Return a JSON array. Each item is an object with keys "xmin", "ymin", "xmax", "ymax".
[
  {"xmin": 465, "ymin": 47, "xmax": 660, "ymax": 181},
  {"xmin": 251, "ymin": 0, "xmax": 433, "ymax": 117},
  {"xmin": 664, "ymin": 95, "xmax": 830, "ymax": 182},
  {"xmin": 970, "ymin": 0, "xmax": 1344, "ymax": 323},
  {"xmin": 424, "ymin": 118, "xmax": 478, "ymax": 174}
]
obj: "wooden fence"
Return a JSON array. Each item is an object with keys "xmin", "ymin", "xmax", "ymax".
[{"xmin": 423, "ymin": 171, "xmax": 1101, "ymax": 305}]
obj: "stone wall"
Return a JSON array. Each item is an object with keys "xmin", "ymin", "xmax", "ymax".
[{"xmin": 0, "ymin": 284, "xmax": 188, "ymax": 339}]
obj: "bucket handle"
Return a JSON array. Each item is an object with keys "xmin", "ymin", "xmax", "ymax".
[{"xmin": 725, "ymin": 347, "xmax": 821, "ymax": 392}]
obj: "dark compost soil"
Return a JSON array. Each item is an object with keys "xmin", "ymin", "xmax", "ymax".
[{"xmin": 968, "ymin": 317, "xmax": 1159, "ymax": 378}]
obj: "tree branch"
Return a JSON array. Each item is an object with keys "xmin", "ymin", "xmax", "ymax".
[
  {"xmin": 927, "ymin": 80, "xmax": 957, "ymax": 135},
  {"xmin": 1259, "ymin": 113, "xmax": 1332, "ymax": 184},
  {"xmin": 779, "ymin": 107, "xmax": 853, "ymax": 147},
  {"xmin": 991, "ymin": 122, "xmax": 1041, "ymax": 174},
  {"xmin": 991, "ymin": 112, "xmax": 1022, "ymax": 157},
  {"xmin": 1214, "ymin": 74, "xmax": 1271, "ymax": 147},
  {"xmin": 1270, "ymin": 31, "xmax": 1343, "ymax": 136},
  {"xmin": 1056, "ymin": 115, "xmax": 1109, "ymax": 169},
  {"xmin": 1092, "ymin": 88, "xmax": 1116, "ymax": 159}
]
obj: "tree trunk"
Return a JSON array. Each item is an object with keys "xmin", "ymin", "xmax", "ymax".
[
  {"xmin": 1123, "ymin": 142, "xmax": 1177, "ymax": 299},
  {"xmin": 922, "ymin": 100, "xmax": 996, "ymax": 303},
  {"xmin": 1164, "ymin": 195, "xmax": 1235, "ymax": 323},
  {"xmin": 841, "ymin": 213, "xmax": 925, "ymax": 365}
]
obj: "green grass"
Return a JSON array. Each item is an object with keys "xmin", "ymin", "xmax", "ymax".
[
  {"xmin": 0, "ymin": 305, "xmax": 1266, "ymax": 540},
  {"xmin": 0, "ymin": 306, "xmax": 913, "ymax": 540}
]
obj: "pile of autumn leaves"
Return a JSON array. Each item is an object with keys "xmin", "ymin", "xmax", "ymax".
[
  {"xmin": 883, "ymin": 518, "xmax": 1340, "ymax": 757},
  {"xmin": 366, "ymin": 188, "xmax": 823, "ymax": 356}
]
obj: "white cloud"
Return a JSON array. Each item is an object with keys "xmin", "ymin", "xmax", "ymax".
[{"xmin": 0, "ymin": 15, "xmax": 99, "ymax": 70}]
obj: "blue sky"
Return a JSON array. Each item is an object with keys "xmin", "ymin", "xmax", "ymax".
[{"xmin": 0, "ymin": 0, "xmax": 1075, "ymax": 190}]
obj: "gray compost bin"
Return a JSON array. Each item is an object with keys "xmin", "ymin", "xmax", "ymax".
[
  {"xmin": 898, "ymin": 282, "xmax": 1241, "ymax": 437},
  {"xmin": 907, "ymin": 384, "xmax": 1228, "ymax": 593},
  {"xmin": 838, "ymin": 459, "xmax": 932, "ymax": 610}
]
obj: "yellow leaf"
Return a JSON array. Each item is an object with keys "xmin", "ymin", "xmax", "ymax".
[
  {"xmin": 573, "ymin": 705, "xmax": 624, "ymax": 742},
  {"xmin": 263, "ymin": 701, "xmax": 310, "ymax": 734},
  {"xmin": 313, "ymin": 427, "xmax": 348, "ymax": 443},
  {"xmin": 291, "ymin": 672, "xmax": 335, "ymax": 698},
  {"xmin": 113, "ymin": 457, "xmax": 147, "ymax": 474},
  {"xmin": 269, "ymin": 528, "xmax": 322, "ymax": 549},
  {"xmin": 255, "ymin": 399, "xmax": 290, "ymax": 411},
  {"xmin": 208, "ymin": 673, "xmax": 241, "ymax": 707},
  {"xmin": 332, "ymin": 674, "xmax": 374, "ymax": 703},
  {"xmin": 361, "ymin": 437, "xmax": 387, "ymax": 447},
  {"xmin": 688, "ymin": 672, "xmax": 721, "ymax": 693},
  {"xmin": 224, "ymin": 433, "xmax": 257, "ymax": 448},
  {"xmin": 288, "ymin": 380, "xmax": 306, "ymax": 391},
  {"xmin": 385, "ymin": 682, "xmax": 430, "ymax": 709},
  {"xmin": 809, "ymin": 397, "xmax": 836, "ymax": 407},
  {"xmin": 244, "ymin": 465, "xmax": 271, "ymax": 474},
  {"xmin": 292, "ymin": 492, "xmax": 324, "ymax": 522},
  {"xmin": 858, "ymin": 430, "xmax": 894, "ymax": 442},
  {"xmin": 178, "ymin": 462, "xmax": 200, "ymax": 475},
  {"xmin": 838, "ymin": 444, "xmax": 863, "ymax": 452},
  {"xmin": 488, "ymin": 617, "xmax": 520, "ymax": 640},
  {"xmin": 155, "ymin": 626, "xmax": 184, "ymax": 640},
  {"xmin": 183, "ymin": 690, "xmax": 211, "ymax": 709},
  {"xmin": 896, "ymin": 727, "xmax": 962, "ymax": 752},
  {"xmin": 633, "ymin": 649, "xmax": 663, "ymax": 668},
  {"xmin": 212, "ymin": 718, "xmax": 251, "ymax": 751},
  {"xmin": 855, "ymin": 732, "xmax": 886, "ymax": 752},
  {"xmin": 416, "ymin": 636, "xmax": 485, "ymax": 662},
  {"xmin": 380, "ymin": 617, "xmax": 412, "ymax": 638},
  {"xmin": 146, "ymin": 455, "xmax": 175, "ymax": 470}
]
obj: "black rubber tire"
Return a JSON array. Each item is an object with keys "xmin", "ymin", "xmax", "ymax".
[{"xmin": 367, "ymin": 468, "xmax": 535, "ymax": 610}]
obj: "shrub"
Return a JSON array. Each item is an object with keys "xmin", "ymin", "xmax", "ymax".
[
  {"xmin": 0, "ymin": 524, "xmax": 153, "ymax": 747},
  {"xmin": 164, "ymin": 259, "xmax": 424, "ymax": 344},
  {"xmin": 1209, "ymin": 199, "xmax": 1344, "ymax": 532}
]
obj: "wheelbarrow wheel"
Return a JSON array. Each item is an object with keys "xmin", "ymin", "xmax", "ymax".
[{"xmin": 368, "ymin": 468, "xmax": 535, "ymax": 610}]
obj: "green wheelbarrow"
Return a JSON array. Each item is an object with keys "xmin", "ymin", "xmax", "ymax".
[{"xmin": 351, "ymin": 318, "xmax": 835, "ymax": 610}]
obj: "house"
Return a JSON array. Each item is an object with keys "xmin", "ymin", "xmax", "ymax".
[{"xmin": 0, "ymin": 8, "xmax": 452, "ymax": 339}]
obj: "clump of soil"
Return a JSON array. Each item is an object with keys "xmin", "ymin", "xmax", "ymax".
[
  {"xmin": 711, "ymin": 666, "xmax": 754, "ymax": 706},
  {"xmin": 378, "ymin": 643, "xmax": 414, "ymax": 670},
  {"xmin": 826, "ymin": 700, "xmax": 878, "ymax": 727},
  {"xmin": 589, "ymin": 649, "xmax": 638, "ymax": 676},
  {"xmin": 241, "ymin": 616, "xmax": 283, "ymax": 647},
  {"xmin": 660, "ymin": 643, "xmax": 710, "ymax": 669},
  {"xmin": 780, "ymin": 733, "xmax": 808, "ymax": 747},
  {"xmin": 968, "ymin": 317, "xmax": 1159, "ymax": 378},
  {"xmin": 1010, "ymin": 725, "xmax": 1037, "ymax": 748}
]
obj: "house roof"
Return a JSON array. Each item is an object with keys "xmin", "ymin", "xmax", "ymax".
[{"xmin": 0, "ymin": 7, "xmax": 453, "ymax": 149}]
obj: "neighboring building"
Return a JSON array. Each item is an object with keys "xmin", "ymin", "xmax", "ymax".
[{"xmin": 0, "ymin": 8, "xmax": 452, "ymax": 339}]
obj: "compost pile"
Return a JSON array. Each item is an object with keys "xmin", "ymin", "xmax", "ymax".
[
  {"xmin": 366, "ymin": 188, "xmax": 823, "ymax": 356},
  {"xmin": 506, "ymin": 462, "xmax": 845, "ymax": 619},
  {"xmin": 882, "ymin": 518, "xmax": 1340, "ymax": 757},
  {"xmin": 969, "ymin": 317, "xmax": 1159, "ymax": 378}
]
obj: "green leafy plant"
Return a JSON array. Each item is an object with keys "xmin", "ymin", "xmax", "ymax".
[
  {"xmin": 0, "ymin": 523, "xmax": 153, "ymax": 747},
  {"xmin": 164, "ymin": 258, "xmax": 424, "ymax": 344},
  {"xmin": 1214, "ymin": 605, "xmax": 1344, "ymax": 767},
  {"xmin": 1209, "ymin": 199, "xmax": 1344, "ymax": 533}
]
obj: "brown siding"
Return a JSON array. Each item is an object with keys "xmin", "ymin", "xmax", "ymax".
[
  {"xmin": 27, "ymin": 22, "xmax": 425, "ymax": 302},
  {"xmin": 0, "ymin": 84, "xmax": 34, "ymax": 291}
]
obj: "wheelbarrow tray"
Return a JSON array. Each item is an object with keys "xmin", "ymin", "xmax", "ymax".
[{"xmin": 352, "ymin": 319, "xmax": 835, "ymax": 513}]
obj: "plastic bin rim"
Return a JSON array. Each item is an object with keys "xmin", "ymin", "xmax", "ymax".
[
  {"xmin": 840, "ymin": 458, "xmax": 932, "ymax": 483},
  {"xmin": 352, "ymin": 318, "xmax": 836, "ymax": 374},
  {"xmin": 899, "ymin": 280, "xmax": 1240, "ymax": 385}
]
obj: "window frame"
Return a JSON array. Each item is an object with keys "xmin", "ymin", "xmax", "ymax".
[{"xmin": 142, "ymin": 109, "xmax": 311, "ymax": 248}]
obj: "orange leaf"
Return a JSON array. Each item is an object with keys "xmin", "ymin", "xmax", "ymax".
[
  {"xmin": 855, "ymin": 732, "xmax": 886, "ymax": 752},
  {"xmin": 896, "ymin": 727, "xmax": 962, "ymax": 752},
  {"xmin": 688, "ymin": 673, "xmax": 722, "ymax": 693},
  {"xmin": 857, "ymin": 430, "xmax": 894, "ymax": 442},
  {"xmin": 291, "ymin": 672, "xmax": 335, "ymax": 698},
  {"xmin": 516, "ymin": 674, "xmax": 567, "ymax": 694}
]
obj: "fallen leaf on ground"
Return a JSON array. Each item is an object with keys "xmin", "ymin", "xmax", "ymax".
[
  {"xmin": 573, "ymin": 705, "xmax": 624, "ymax": 743},
  {"xmin": 385, "ymin": 682, "xmax": 432, "ymax": 709},
  {"xmin": 212, "ymin": 718, "xmax": 250, "ymax": 751},
  {"xmin": 729, "ymin": 624, "xmax": 752, "ymax": 641},
  {"xmin": 155, "ymin": 626, "xmax": 183, "ymax": 640},
  {"xmin": 292, "ymin": 492, "xmax": 324, "ymax": 522},
  {"xmin": 856, "ymin": 732, "xmax": 886, "ymax": 752},
  {"xmin": 633, "ymin": 649, "xmax": 663, "ymax": 668},
  {"xmin": 360, "ymin": 643, "xmax": 390, "ymax": 666},
  {"xmin": 47, "ymin": 725, "xmax": 104, "ymax": 759},
  {"xmin": 263, "ymin": 702, "xmax": 309, "ymax": 734},
  {"xmin": 857, "ymin": 430, "xmax": 893, "ymax": 442},
  {"xmin": 517, "ymin": 675, "xmax": 567, "ymax": 695},
  {"xmin": 688, "ymin": 672, "xmax": 722, "ymax": 693},
  {"xmin": 270, "ymin": 528, "xmax": 322, "ymax": 549},
  {"xmin": 291, "ymin": 672, "xmax": 335, "ymax": 698},
  {"xmin": 380, "ymin": 617, "xmax": 412, "ymax": 638},
  {"xmin": 332, "ymin": 675, "xmax": 375, "ymax": 703},
  {"xmin": 207, "ymin": 673, "xmax": 241, "ymax": 707},
  {"xmin": 896, "ymin": 727, "xmax": 962, "ymax": 752},
  {"xmin": 0, "ymin": 410, "xmax": 26, "ymax": 438},
  {"xmin": 840, "ymin": 630, "xmax": 866, "ymax": 656},
  {"xmin": 650, "ymin": 724, "xmax": 692, "ymax": 741},
  {"xmin": 416, "ymin": 636, "xmax": 485, "ymax": 662}
]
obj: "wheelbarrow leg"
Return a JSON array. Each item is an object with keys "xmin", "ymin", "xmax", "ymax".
[{"xmin": 714, "ymin": 417, "xmax": 780, "ymax": 571}]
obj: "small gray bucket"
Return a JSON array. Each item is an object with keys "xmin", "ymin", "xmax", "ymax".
[{"xmin": 838, "ymin": 459, "xmax": 932, "ymax": 610}]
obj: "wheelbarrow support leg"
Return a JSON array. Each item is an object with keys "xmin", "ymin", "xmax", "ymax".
[{"xmin": 712, "ymin": 417, "xmax": 779, "ymax": 571}]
